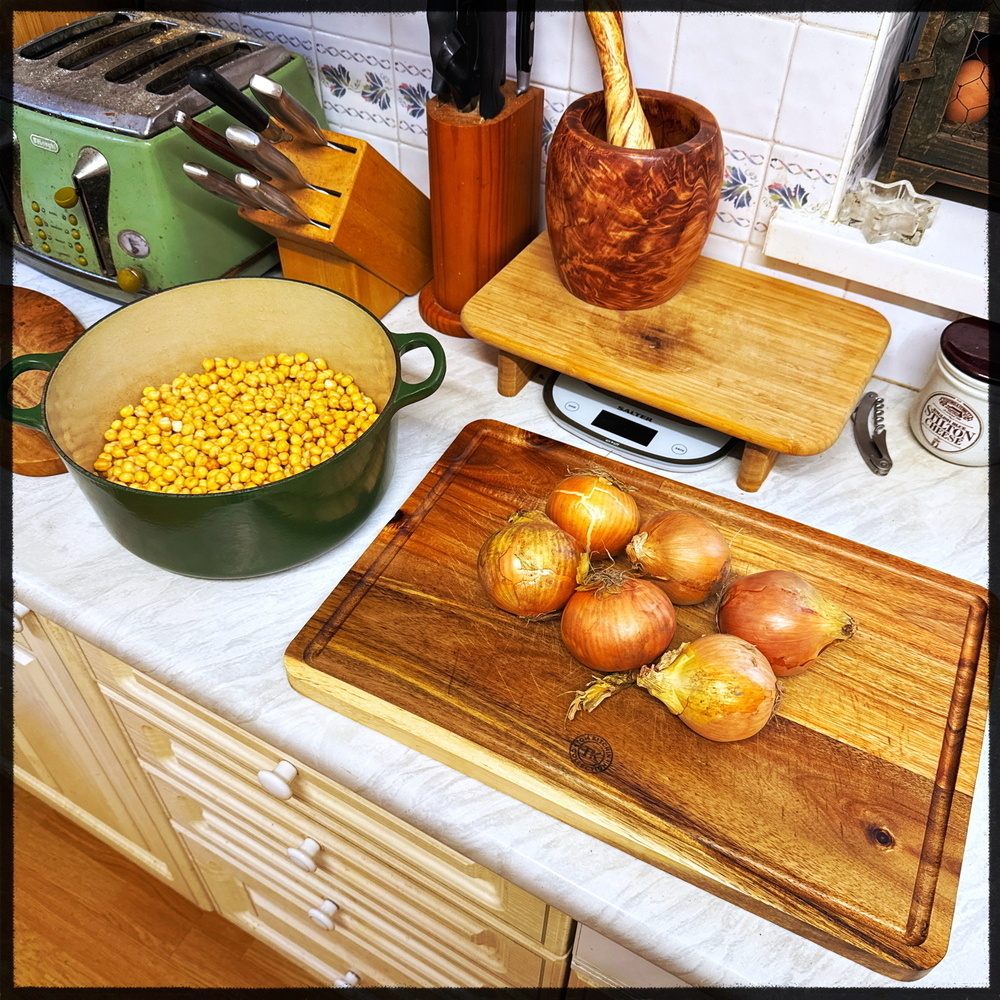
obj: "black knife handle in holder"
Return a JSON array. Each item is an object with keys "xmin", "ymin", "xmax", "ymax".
[
  {"xmin": 419, "ymin": 82, "xmax": 544, "ymax": 338},
  {"xmin": 235, "ymin": 129, "xmax": 432, "ymax": 319}
]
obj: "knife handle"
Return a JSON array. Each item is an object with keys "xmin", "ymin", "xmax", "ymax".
[
  {"xmin": 173, "ymin": 111, "xmax": 261, "ymax": 174},
  {"xmin": 516, "ymin": 0, "xmax": 535, "ymax": 78},
  {"xmin": 182, "ymin": 162, "xmax": 261, "ymax": 209},
  {"xmin": 249, "ymin": 74, "xmax": 327, "ymax": 146},
  {"xmin": 585, "ymin": 5, "xmax": 655, "ymax": 149},
  {"xmin": 234, "ymin": 172, "xmax": 311, "ymax": 224},
  {"xmin": 226, "ymin": 126, "xmax": 308, "ymax": 189},
  {"xmin": 188, "ymin": 65, "xmax": 285, "ymax": 142}
]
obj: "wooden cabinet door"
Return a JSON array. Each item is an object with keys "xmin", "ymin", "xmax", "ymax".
[{"xmin": 12, "ymin": 610, "xmax": 210, "ymax": 908}]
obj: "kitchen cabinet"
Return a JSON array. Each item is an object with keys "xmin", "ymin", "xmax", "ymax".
[
  {"xmin": 12, "ymin": 607, "xmax": 210, "ymax": 909},
  {"xmin": 12, "ymin": 611, "xmax": 574, "ymax": 988}
]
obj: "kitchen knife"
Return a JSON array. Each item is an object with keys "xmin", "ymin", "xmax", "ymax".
[
  {"xmin": 477, "ymin": 10, "xmax": 506, "ymax": 119},
  {"xmin": 234, "ymin": 172, "xmax": 315, "ymax": 225},
  {"xmin": 515, "ymin": 0, "xmax": 535, "ymax": 95},
  {"xmin": 225, "ymin": 126, "xmax": 341, "ymax": 197},
  {"xmin": 427, "ymin": 7, "xmax": 457, "ymax": 98},
  {"xmin": 248, "ymin": 74, "xmax": 357, "ymax": 154},
  {"xmin": 173, "ymin": 111, "xmax": 263, "ymax": 174},
  {"xmin": 187, "ymin": 65, "xmax": 289, "ymax": 142},
  {"xmin": 434, "ymin": 28, "xmax": 475, "ymax": 111},
  {"xmin": 181, "ymin": 162, "xmax": 261, "ymax": 209}
]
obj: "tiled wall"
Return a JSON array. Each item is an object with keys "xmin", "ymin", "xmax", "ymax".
[{"xmin": 178, "ymin": 8, "xmax": 960, "ymax": 389}]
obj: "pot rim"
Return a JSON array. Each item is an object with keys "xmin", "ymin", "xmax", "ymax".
[
  {"xmin": 563, "ymin": 89, "xmax": 720, "ymax": 156},
  {"xmin": 37, "ymin": 275, "xmax": 404, "ymax": 500}
]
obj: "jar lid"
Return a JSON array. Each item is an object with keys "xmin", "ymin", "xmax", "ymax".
[{"xmin": 941, "ymin": 317, "xmax": 994, "ymax": 383}]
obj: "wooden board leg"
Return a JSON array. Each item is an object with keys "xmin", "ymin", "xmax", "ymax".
[
  {"xmin": 496, "ymin": 351, "xmax": 538, "ymax": 397},
  {"xmin": 736, "ymin": 442, "xmax": 779, "ymax": 492}
]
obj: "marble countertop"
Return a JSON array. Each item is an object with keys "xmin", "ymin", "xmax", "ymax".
[{"xmin": 10, "ymin": 260, "xmax": 989, "ymax": 989}]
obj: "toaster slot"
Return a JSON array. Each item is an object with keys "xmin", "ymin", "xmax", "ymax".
[
  {"xmin": 104, "ymin": 32, "xmax": 222, "ymax": 85},
  {"xmin": 145, "ymin": 41, "xmax": 264, "ymax": 96},
  {"xmin": 18, "ymin": 12, "xmax": 133, "ymax": 60},
  {"xmin": 57, "ymin": 20, "xmax": 176, "ymax": 72}
]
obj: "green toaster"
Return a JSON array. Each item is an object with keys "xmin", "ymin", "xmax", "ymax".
[{"xmin": 4, "ymin": 10, "xmax": 326, "ymax": 301}]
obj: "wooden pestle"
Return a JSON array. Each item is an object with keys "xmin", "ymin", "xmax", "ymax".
[{"xmin": 585, "ymin": 4, "xmax": 655, "ymax": 149}]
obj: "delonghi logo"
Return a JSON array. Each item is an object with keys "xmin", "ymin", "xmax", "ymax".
[
  {"xmin": 30, "ymin": 134, "xmax": 59, "ymax": 153},
  {"xmin": 618, "ymin": 406, "xmax": 653, "ymax": 423}
]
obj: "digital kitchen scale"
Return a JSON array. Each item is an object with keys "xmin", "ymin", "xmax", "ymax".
[{"xmin": 543, "ymin": 372, "xmax": 737, "ymax": 471}]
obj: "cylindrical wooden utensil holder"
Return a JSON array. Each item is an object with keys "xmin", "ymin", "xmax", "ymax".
[
  {"xmin": 545, "ymin": 89, "xmax": 723, "ymax": 311},
  {"xmin": 420, "ymin": 83, "xmax": 544, "ymax": 338}
]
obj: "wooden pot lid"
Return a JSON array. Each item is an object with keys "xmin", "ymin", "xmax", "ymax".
[{"xmin": 5, "ymin": 287, "xmax": 85, "ymax": 477}]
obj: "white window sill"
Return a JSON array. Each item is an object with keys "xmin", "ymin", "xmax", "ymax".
[{"xmin": 763, "ymin": 200, "xmax": 988, "ymax": 318}]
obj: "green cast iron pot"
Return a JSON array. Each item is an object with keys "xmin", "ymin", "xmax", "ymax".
[{"xmin": 2, "ymin": 277, "xmax": 446, "ymax": 579}]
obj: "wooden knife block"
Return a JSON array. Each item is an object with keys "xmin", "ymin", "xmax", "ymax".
[
  {"xmin": 238, "ymin": 127, "xmax": 432, "ymax": 318},
  {"xmin": 419, "ymin": 83, "xmax": 544, "ymax": 337}
]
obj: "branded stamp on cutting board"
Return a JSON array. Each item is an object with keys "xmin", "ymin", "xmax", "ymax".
[{"xmin": 285, "ymin": 419, "xmax": 988, "ymax": 982}]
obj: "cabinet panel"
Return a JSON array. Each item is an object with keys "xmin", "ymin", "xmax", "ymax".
[
  {"xmin": 85, "ymin": 641, "xmax": 572, "ymax": 952},
  {"xmin": 13, "ymin": 613, "xmax": 210, "ymax": 909}
]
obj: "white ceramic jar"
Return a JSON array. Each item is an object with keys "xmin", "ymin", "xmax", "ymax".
[{"xmin": 909, "ymin": 318, "xmax": 992, "ymax": 466}]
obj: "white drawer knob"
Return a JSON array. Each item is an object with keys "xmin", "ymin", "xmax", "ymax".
[
  {"xmin": 286, "ymin": 837, "xmax": 321, "ymax": 872},
  {"xmin": 13, "ymin": 601, "xmax": 29, "ymax": 632},
  {"xmin": 257, "ymin": 760, "xmax": 297, "ymax": 799},
  {"xmin": 334, "ymin": 971, "xmax": 359, "ymax": 987},
  {"xmin": 307, "ymin": 899, "xmax": 339, "ymax": 930}
]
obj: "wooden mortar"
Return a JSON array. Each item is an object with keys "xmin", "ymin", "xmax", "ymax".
[{"xmin": 545, "ymin": 89, "xmax": 724, "ymax": 311}]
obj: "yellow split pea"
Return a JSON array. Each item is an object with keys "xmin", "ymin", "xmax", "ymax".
[{"xmin": 92, "ymin": 352, "xmax": 378, "ymax": 494}]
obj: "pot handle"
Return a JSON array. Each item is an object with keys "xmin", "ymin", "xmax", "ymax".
[
  {"xmin": 0, "ymin": 351, "xmax": 64, "ymax": 433},
  {"xmin": 385, "ymin": 331, "xmax": 447, "ymax": 413}
]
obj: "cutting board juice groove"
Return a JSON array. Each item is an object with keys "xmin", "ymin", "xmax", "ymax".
[{"xmin": 285, "ymin": 420, "xmax": 988, "ymax": 981}]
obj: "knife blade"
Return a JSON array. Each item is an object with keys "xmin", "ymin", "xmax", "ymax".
[
  {"xmin": 225, "ymin": 126, "xmax": 341, "ymax": 197},
  {"xmin": 187, "ymin": 65, "xmax": 289, "ymax": 143},
  {"xmin": 173, "ymin": 111, "xmax": 262, "ymax": 174},
  {"xmin": 427, "ymin": 7, "xmax": 458, "ymax": 98},
  {"xmin": 182, "ymin": 162, "xmax": 261, "ymax": 209},
  {"xmin": 515, "ymin": 0, "xmax": 535, "ymax": 95},
  {"xmin": 477, "ymin": 9, "xmax": 506, "ymax": 119},
  {"xmin": 234, "ymin": 172, "xmax": 317, "ymax": 225},
  {"xmin": 248, "ymin": 74, "xmax": 357, "ymax": 154}
]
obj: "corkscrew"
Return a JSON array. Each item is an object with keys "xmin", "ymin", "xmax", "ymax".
[{"xmin": 852, "ymin": 391, "xmax": 892, "ymax": 475}]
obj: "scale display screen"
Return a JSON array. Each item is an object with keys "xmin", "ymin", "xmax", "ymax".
[
  {"xmin": 543, "ymin": 372, "xmax": 736, "ymax": 472},
  {"xmin": 592, "ymin": 408, "xmax": 657, "ymax": 446}
]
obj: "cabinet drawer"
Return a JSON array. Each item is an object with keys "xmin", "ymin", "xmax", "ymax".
[
  {"xmin": 153, "ymin": 769, "xmax": 569, "ymax": 988},
  {"xmin": 86, "ymin": 642, "xmax": 571, "ymax": 952}
]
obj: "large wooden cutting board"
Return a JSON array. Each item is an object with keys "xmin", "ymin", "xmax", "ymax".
[{"xmin": 285, "ymin": 420, "xmax": 989, "ymax": 981}]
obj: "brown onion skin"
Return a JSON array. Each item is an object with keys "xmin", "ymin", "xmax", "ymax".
[
  {"xmin": 627, "ymin": 509, "xmax": 731, "ymax": 605},
  {"xmin": 546, "ymin": 473, "xmax": 640, "ymax": 557},
  {"xmin": 478, "ymin": 512, "xmax": 587, "ymax": 617},
  {"xmin": 717, "ymin": 569, "xmax": 856, "ymax": 676},
  {"xmin": 638, "ymin": 634, "xmax": 779, "ymax": 741},
  {"xmin": 561, "ymin": 576, "xmax": 676, "ymax": 672}
]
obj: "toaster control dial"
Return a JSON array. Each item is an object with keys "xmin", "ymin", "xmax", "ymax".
[
  {"xmin": 116, "ymin": 267, "xmax": 146, "ymax": 294},
  {"xmin": 54, "ymin": 186, "xmax": 79, "ymax": 209}
]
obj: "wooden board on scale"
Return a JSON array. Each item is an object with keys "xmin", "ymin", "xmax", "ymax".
[{"xmin": 285, "ymin": 419, "xmax": 988, "ymax": 982}]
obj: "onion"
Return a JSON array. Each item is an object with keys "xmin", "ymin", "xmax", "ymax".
[
  {"xmin": 560, "ymin": 570, "xmax": 676, "ymax": 672},
  {"xmin": 626, "ymin": 509, "xmax": 731, "ymax": 605},
  {"xmin": 545, "ymin": 471, "xmax": 640, "ymax": 557},
  {"xmin": 717, "ymin": 569, "xmax": 856, "ymax": 676},
  {"xmin": 478, "ymin": 510, "xmax": 589, "ymax": 618},
  {"xmin": 637, "ymin": 634, "xmax": 779, "ymax": 741}
]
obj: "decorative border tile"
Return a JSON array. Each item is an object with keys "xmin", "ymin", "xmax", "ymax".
[
  {"xmin": 541, "ymin": 90, "xmax": 572, "ymax": 163},
  {"xmin": 750, "ymin": 145, "xmax": 840, "ymax": 245},
  {"xmin": 393, "ymin": 49, "xmax": 433, "ymax": 147},
  {"xmin": 714, "ymin": 133, "xmax": 770, "ymax": 239},
  {"xmin": 313, "ymin": 33, "xmax": 397, "ymax": 141}
]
